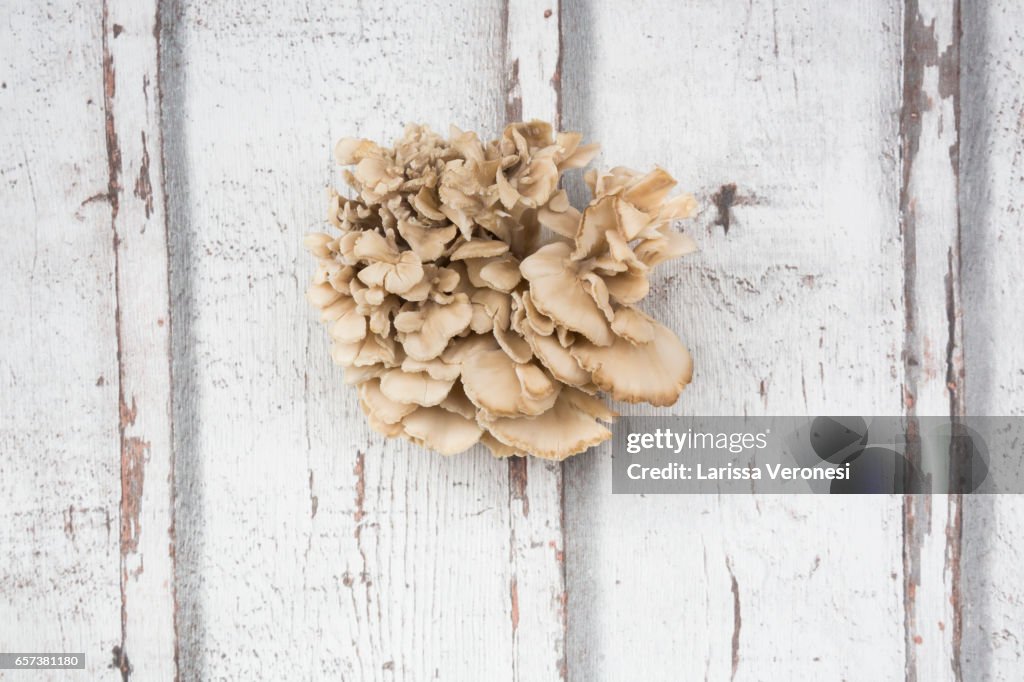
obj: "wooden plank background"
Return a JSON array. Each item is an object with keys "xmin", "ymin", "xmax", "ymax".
[{"xmin": 1, "ymin": 0, "xmax": 1022, "ymax": 680}]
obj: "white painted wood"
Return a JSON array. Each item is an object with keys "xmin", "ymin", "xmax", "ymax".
[
  {"xmin": 504, "ymin": 1, "xmax": 569, "ymax": 679},
  {"xmin": 899, "ymin": 0, "xmax": 964, "ymax": 678},
  {"xmin": 561, "ymin": 2, "xmax": 908, "ymax": 679},
  {"xmin": 103, "ymin": 0, "xmax": 178, "ymax": 677},
  {"xmin": 160, "ymin": 1, "xmax": 535, "ymax": 679},
  {"xmin": 0, "ymin": 2, "xmax": 122, "ymax": 679},
  {"xmin": 960, "ymin": 1, "xmax": 1024, "ymax": 679},
  {"xmin": 5, "ymin": 0, "xmax": 1024, "ymax": 680}
]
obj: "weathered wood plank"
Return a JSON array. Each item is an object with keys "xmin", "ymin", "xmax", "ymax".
[
  {"xmin": 160, "ymin": 1, "xmax": 536, "ymax": 678},
  {"xmin": 103, "ymin": 0, "xmax": 178, "ymax": 677},
  {"xmin": 0, "ymin": 1, "xmax": 123, "ymax": 678},
  {"xmin": 960, "ymin": 1, "xmax": 1024, "ymax": 679},
  {"xmin": 561, "ymin": 2, "xmax": 907, "ymax": 679},
  {"xmin": 504, "ymin": 1, "xmax": 569, "ymax": 679},
  {"xmin": 899, "ymin": 0, "xmax": 964, "ymax": 678}
]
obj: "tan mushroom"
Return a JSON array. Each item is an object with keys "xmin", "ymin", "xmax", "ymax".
[
  {"xmin": 524, "ymin": 328, "xmax": 592, "ymax": 387},
  {"xmin": 307, "ymin": 121, "xmax": 700, "ymax": 460},
  {"xmin": 401, "ymin": 407, "xmax": 483, "ymax": 455},
  {"xmin": 359, "ymin": 378, "xmax": 417, "ymax": 424},
  {"xmin": 478, "ymin": 388, "xmax": 613, "ymax": 461},
  {"xmin": 331, "ymin": 333, "xmax": 397, "ymax": 368},
  {"xmin": 379, "ymin": 368, "xmax": 454, "ymax": 407},
  {"xmin": 401, "ymin": 356, "xmax": 461, "ymax": 382},
  {"xmin": 398, "ymin": 293, "xmax": 473, "ymax": 361},
  {"xmin": 303, "ymin": 232, "xmax": 335, "ymax": 259},
  {"xmin": 520, "ymin": 242, "xmax": 614, "ymax": 346},
  {"xmin": 397, "ymin": 219, "xmax": 457, "ymax": 262},
  {"xmin": 354, "ymin": 231, "xmax": 425, "ymax": 295},
  {"xmin": 307, "ymin": 282, "xmax": 343, "ymax": 309},
  {"xmin": 480, "ymin": 432, "xmax": 522, "ymax": 458},
  {"xmin": 326, "ymin": 297, "xmax": 367, "ymax": 344},
  {"xmin": 344, "ymin": 364, "xmax": 386, "ymax": 385},
  {"xmin": 461, "ymin": 349, "xmax": 560, "ymax": 417},
  {"xmin": 469, "ymin": 289, "xmax": 511, "ymax": 334},
  {"xmin": 571, "ymin": 319, "xmax": 693, "ymax": 406},
  {"xmin": 634, "ymin": 228, "xmax": 698, "ymax": 268},
  {"xmin": 450, "ymin": 239, "xmax": 510, "ymax": 261}
]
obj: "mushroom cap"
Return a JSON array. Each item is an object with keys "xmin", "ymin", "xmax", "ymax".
[
  {"xmin": 519, "ymin": 242, "xmax": 614, "ymax": 346},
  {"xmin": 602, "ymin": 266, "xmax": 650, "ymax": 304},
  {"xmin": 334, "ymin": 137, "xmax": 381, "ymax": 165},
  {"xmin": 440, "ymin": 332, "xmax": 499, "ymax": 364},
  {"xmin": 328, "ymin": 298, "xmax": 368, "ymax": 344},
  {"xmin": 571, "ymin": 319, "xmax": 693, "ymax": 406},
  {"xmin": 520, "ymin": 291, "xmax": 555, "ymax": 336},
  {"xmin": 480, "ymin": 433, "xmax": 522, "ymax": 458},
  {"xmin": 537, "ymin": 205, "xmax": 581, "ymax": 238},
  {"xmin": 461, "ymin": 349, "xmax": 560, "ymax": 417},
  {"xmin": 635, "ymin": 229, "xmax": 698, "ymax": 268},
  {"xmin": 571, "ymin": 195, "xmax": 619, "ymax": 261},
  {"xmin": 464, "ymin": 255, "xmax": 522, "ymax": 293},
  {"xmin": 623, "ymin": 167, "xmax": 677, "ymax": 212},
  {"xmin": 358, "ymin": 249, "xmax": 425, "ymax": 295},
  {"xmin": 412, "ymin": 186, "xmax": 447, "ymax": 221},
  {"xmin": 478, "ymin": 388, "xmax": 613, "ymax": 461},
  {"xmin": 397, "ymin": 219, "xmax": 457, "ymax": 262},
  {"xmin": 610, "ymin": 306, "xmax": 655, "ymax": 344},
  {"xmin": 515, "ymin": 157, "xmax": 559, "ymax": 207},
  {"xmin": 450, "ymin": 239, "xmax": 510, "ymax": 260},
  {"xmin": 525, "ymin": 328, "xmax": 592, "ymax": 387},
  {"xmin": 470, "ymin": 289, "xmax": 512, "ymax": 334},
  {"xmin": 379, "ymin": 368, "xmax": 454, "ymax": 407},
  {"xmin": 307, "ymin": 282, "xmax": 343, "ymax": 308},
  {"xmin": 304, "ymin": 232, "xmax": 334, "ymax": 259},
  {"xmin": 359, "ymin": 378, "xmax": 417, "ymax": 424},
  {"xmin": 557, "ymin": 139, "xmax": 600, "ymax": 171},
  {"xmin": 343, "ymin": 364, "xmax": 386, "ymax": 385},
  {"xmin": 331, "ymin": 334, "xmax": 396, "ymax": 367},
  {"xmin": 402, "ymin": 407, "xmax": 483, "ymax": 455},
  {"xmin": 400, "ymin": 294, "xmax": 473, "ymax": 361},
  {"xmin": 438, "ymin": 382, "xmax": 477, "ymax": 419},
  {"xmin": 400, "ymin": 356, "xmax": 462, "ymax": 382},
  {"xmin": 494, "ymin": 323, "xmax": 533, "ymax": 363}
]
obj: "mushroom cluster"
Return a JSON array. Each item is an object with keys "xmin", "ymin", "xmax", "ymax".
[{"xmin": 305, "ymin": 122, "xmax": 697, "ymax": 460}]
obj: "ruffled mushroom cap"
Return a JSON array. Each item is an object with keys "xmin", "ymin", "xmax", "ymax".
[
  {"xmin": 396, "ymin": 294, "xmax": 472, "ymax": 361},
  {"xmin": 401, "ymin": 407, "xmax": 483, "ymax": 455},
  {"xmin": 398, "ymin": 220, "xmax": 457, "ymax": 261},
  {"xmin": 520, "ymin": 242, "xmax": 614, "ymax": 346},
  {"xmin": 359, "ymin": 378, "xmax": 417, "ymax": 424},
  {"xmin": 572, "ymin": 314, "xmax": 693, "ymax": 406},
  {"xmin": 354, "ymin": 231, "xmax": 425, "ymax": 295},
  {"xmin": 380, "ymin": 368, "xmax": 454, "ymax": 407},
  {"xmin": 478, "ymin": 388, "xmax": 614, "ymax": 461},
  {"xmin": 461, "ymin": 349, "xmax": 560, "ymax": 417},
  {"xmin": 306, "ymin": 121, "xmax": 700, "ymax": 459}
]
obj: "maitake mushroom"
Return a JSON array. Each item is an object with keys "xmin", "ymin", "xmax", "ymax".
[{"xmin": 305, "ymin": 122, "xmax": 697, "ymax": 460}]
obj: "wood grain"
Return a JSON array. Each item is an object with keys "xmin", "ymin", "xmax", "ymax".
[
  {"xmin": 0, "ymin": 3, "xmax": 124, "ymax": 671},
  {"xmin": 960, "ymin": 1, "xmax": 1024, "ymax": 679},
  {"xmin": 561, "ymin": 2, "xmax": 908, "ymax": 679},
  {"xmin": 103, "ymin": 0, "xmax": 178, "ymax": 677},
  {"xmin": 899, "ymin": 0, "xmax": 964, "ymax": 678},
  {"xmin": 4, "ymin": 0, "xmax": 1024, "ymax": 679},
  {"xmin": 159, "ymin": 1, "xmax": 541, "ymax": 678}
]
